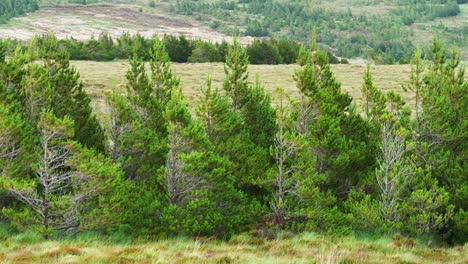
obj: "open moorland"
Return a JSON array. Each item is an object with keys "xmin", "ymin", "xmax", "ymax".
[
  {"xmin": 71, "ymin": 61, "xmax": 468, "ymax": 114},
  {"xmin": 75, "ymin": 61, "xmax": 414, "ymax": 112},
  {"xmin": 1, "ymin": 232, "xmax": 467, "ymax": 264}
]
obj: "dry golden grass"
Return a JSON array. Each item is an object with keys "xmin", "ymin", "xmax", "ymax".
[
  {"xmin": 0, "ymin": 233, "xmax": 466, "ymax": 264},
  {"xmin": 71, "ymin": 61, "xmax": 442, "ymax": 115}
]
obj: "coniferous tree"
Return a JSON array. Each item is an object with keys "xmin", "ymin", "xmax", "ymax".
[
  {"xmin": 2, "ymin": 110, "xmax": 126, "ymax": 237},
  {"xmin": 1, "ymin": 111, "xmax": 119, "ymax": 238},
  {"xmin": 297, "ymin": 37, "xmax": 375, "ymax": 200},
  {"xmin": 405, "ymin": 38, "xmax": 465, "ymax": 239},
  {"xmin": 223, "ymin": 38, "xmax": 249, "ymax": 110},
  {"xmin": 269, "ymin": 88, "xmax": 304, "ymax": 226},
  {"xmin": 2, "ymin": 36, "xmax": 106, "ymax": 152},
  {"xmin": 116, "ymin": 41, "xmax": 172, "ymax": 181},
  {"xmin": 361, "ymin": 63, "xmax": 387, "ymax": 122},
  {"xmin": 288, "ymin": 34, "xmax": 377, "ymax": 233},
  {"xmin": 41, "ymin": 36, "xmax": 106, "ymax": 152},
  {"xmin": 162, "ymin": 89, "xmax": 260, "ymax": 237},
  {"xmin": 0, "ymin": 103, "xmax": 36, "ymax": 217},
  {"xmin": 194, "ymin": 39, "xmax": 274, "ymax": 200}
]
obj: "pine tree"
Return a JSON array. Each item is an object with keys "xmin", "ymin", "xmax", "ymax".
[
  {"xmin": 3, "ymin": 111, "xmax": 76, "ymax": 238},
  {"xmin": 150, "ymin": 37, "xmax": 180, "ymax": 101},
  {"xmin": 37, "ymin": 35, "xmax": 105, "ymax": 151},
  {"xmin": 361, "ymin": 63, "xmax": 387, "ymax": 121},
  {"xmin": 269, "ymin": 88, "xmax": 303, "ymax": 226},
  {"xmin": 0, "ymin": 103, "xmax": 35, "ymax": 212},
  {"xmin": 164, "ymin": 89, "xmax": 206, "ymax": 205},
  {"xmin": 294, "ymin": 38, "xmax": 374, "ymax": 200},
  {"xmin": 2, "ymin": 110, "xmax": 127, "ymax": 237},
  {"xmin": 405, "ymin": 38, "xmax": 466, "ymax": 240},
  {"xmin": 196, "ymin": 76, "xmax": 216, "ymax": 136},
  {"xmin": 104, "ymin": 86, "xmax": 138, "ymax": 163},
  {"xmin": 240, "ymin": 76, "xmax": 277, "ymax": 149},
  {"xmin": 66, "ymin": 142, "xmax": 127, "ymax": 233},
  {"xmin": 195, "ymin": 43, "xmax": 273, "ymax": 198},
  {"xmin": 375, "ymin": 119, "xmax": 410, "ymax": 224},
  {"xmin": 125, "ymin": 49, "xmax": 152, "ymax": 124},
  {"xmin": 118, "ymin": 47, "xmax": 168, "ymax": 181},
  {"xmin": 148, "ymin": 37, "xmax": 180, "ymax": 134},
  {"xmin": 162, "ymin": 89, "xmax": 260, "ymax": 237},
  {"xmin": 223, "ymin": 38, "xmax": 249, "ymax": 110},
  {"xmin": 403, "ymin": 47, "xmax": 425, "ymax": 133}
]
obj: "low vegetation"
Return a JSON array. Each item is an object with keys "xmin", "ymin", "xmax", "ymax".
[{"xmin": 0, "ymin": 229, "xmax": 466, "ymax": 263}]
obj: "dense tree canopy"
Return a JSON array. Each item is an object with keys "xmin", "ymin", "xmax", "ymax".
[{"xmin": 0, "ymin": 34, "xmax": 465, "ymax": 245}]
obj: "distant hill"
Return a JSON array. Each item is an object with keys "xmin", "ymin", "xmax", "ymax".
[
  {"xmin": 0, "ymin": 0, "xmax": 466, "ymax": 62},
  {"xmin": 169, "ymin": 0, "xmax": 468, "ymax": 62}
]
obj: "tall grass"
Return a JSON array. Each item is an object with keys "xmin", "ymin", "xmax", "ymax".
[{"xmin": 1, "ymin": 228, "xmax": 464, "ymax": 264}]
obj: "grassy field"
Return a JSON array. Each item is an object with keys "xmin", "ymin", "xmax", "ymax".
[
  {"xmin": 0, "ymin": 231, "xmax": 466, "ymax": 264},
  {"xmin": 70, "ymin": 61, "xmax": 438, "ymax": 114}
]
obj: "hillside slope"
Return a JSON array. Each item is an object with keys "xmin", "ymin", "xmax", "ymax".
[
  {"xmin": 0, "ymin": 2, "xmax": 251, "ymax": 43},
  {"xmin": 0, "ymin": 0, "xmax": 466, "ymax": 61},
  {"xmin": 170, "ymin": 0, "xmax": 468, "ymax": 61}
]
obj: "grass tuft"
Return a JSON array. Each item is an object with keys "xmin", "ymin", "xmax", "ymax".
[{"xmin": 8, "ymin": 230, "xmax": 43, "ymax": 244}]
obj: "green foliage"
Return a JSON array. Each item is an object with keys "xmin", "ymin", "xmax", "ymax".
[
  {"xmin": 344, "ymin": 190, "xmax": 382, "ymax": 231},
  {"xmin": 0, "ymin": 38, "xmax": 124, "ymax": 238},
  {"xmin": 67, "ymin": 142, "xmax": 128, "ymax": 233},
  {"xmin": 0, "ymin": 35, "xmax": 106, "ymax": 152},
  {"xmin": 170, "ymin": 0, "xmax": 465, "ymax": 62},
  {"xmin": 223, "ymin": 38, "xmax": 250, "ymax": 110},
  {"xmin": 188, "ymin": 41, "xmax": 221, "ymax": 63},
  {"xmin": 163, "ymin": 35, "xmax": 192, "ymax": 63},
  {"xmin": 161, "ymin": 89, "xmax": 261, "ymax": 238},
  {"xmin": 0, "ymin": 33, "xmax": 466, "ymax": 245},
  {"xmin": 0, "ymin": 104, "xmax": 36, "ymax": 191},
  {"xmin": 448, "ymin": 209, "xmax": 468, "ymax": 244},
  {"xmin": 404, "ymin": 37, "xmax": 467, "ymax": 242},
  {"xmin": 1, "ymin": 34, "xmax": 317, "ymax": 65},
  {"xmin": 42, "ymin": 36, "xmax": 106, "ymax": 152},
  {"xmin": 114, "ymin": 39, "xmax": 174, "ymax": 181},
  {"xmin": 0, "ymin": 0, "xmax": 39, "ymax": 24},
  {"xmin": 393, "ymin": 0, "xmax": 460, "ymax": 25},
  {"xmin": 297, "ymin": 44, "xmax": 375, "ymax": 199},
  {"xmin": 247, "ymin": 39, "xmax": 281, "ymax": 65},
  {"xmin": 361, "ymin": 64, "xmax": 387, "ymax": 121}
]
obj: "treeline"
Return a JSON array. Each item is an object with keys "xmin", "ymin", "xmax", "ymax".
[
  {"xmin": 1, "ymin": 34, "xmax": 348, "ymax": 64},
  {"xmin": 170, "ymin": 0, "xmax": 465, "ymax": 63},
  {"xmin": 0, "ymin": 0, "xmax": 39, "ymax": 24},
  {"xmin": 0, "ymin": 35, "xmax": 466, "ymax": 244}
]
